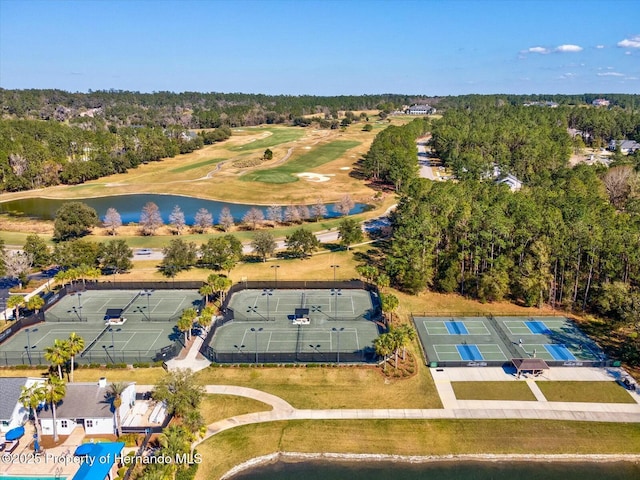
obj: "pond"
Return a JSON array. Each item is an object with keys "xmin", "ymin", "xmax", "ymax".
[
  {"xmin": 0, "ymin": 194, "xmax": 370, "ymax": 225},
  {"xmin": 231, "ymin": 459, "xmax": 640, "ymax": 480}
]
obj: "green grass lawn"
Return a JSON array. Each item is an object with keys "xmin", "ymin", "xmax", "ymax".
[
  {"xmin": 241, "ymin": 140, "xmax": 361, "ymax": 184},
  {"xmin": 170, "ymin": 157, "xmax": 227, "ymax": 173},
  {"xmin": 195, "ymin": 419, "xmax": 640, "ymax": 480},
  {"xmin": 195, "ymin": 364, "xmax": 441, "ymax": 410},
  {"xmin": 451, "ymin": 381, "xmax": 537, "ymax": 401},
  {"xmin": 536, "ymin": 381, "xmax": 637, "ymax": 403},
  {"xmin": 200, "ymin": 394, "xmax": 272, "ymax": 424},
  {"xmin": 228, "ymin": 128, "xmax": 305, "ymax": 152}
]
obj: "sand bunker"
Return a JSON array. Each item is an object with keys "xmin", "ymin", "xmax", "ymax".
[
  {"xmin": 297, "ymin": 172, "xmax": 333, "ymax": 182},
  {"xmin": 339, "ymin": 167, "xmax": 350, "ymax": 170}
]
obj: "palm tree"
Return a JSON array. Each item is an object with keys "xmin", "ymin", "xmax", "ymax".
[
  {"xmin": 198, "ymin": 305, "xmax": 216, "ymax": 333},
  {"xmin": 19, "ymin": 383, "xmax": 45, "ymax": 444},
  {"xmin": 374, "ymin": 333, "xmax": 394, "ymax": 373},
  {"xmin": 44, "ymin": 339, "xmax": 70, "ymax": 379},
  {"xmin": 397, "ymin": 324, "xmax": 416, "ymax": 361},
  {"xmin": 7, "ymin": 295, "xmax": 25, "ymax": 320},
  {"xmin": 27, "ymin": 295, "xmax": 45, "ymax": 314},
  {"xmin": 199, "ymin": 283, "xmax": 214, "ymax": 304},
  {"xmin": 43, "ymin": 376, "xmax": 66, "ymax": 443},
  {"xmin": 66, "ymin": 333, "xmax": 85, "ymax": 382},
  {"xmin": 106, "ymin": 382, "xmax": 128, "ymax": 437},
  {"xmin": 158, "ymin": 424, "xmax": 191, "ymax": 479},
  {"xmin": 177, "ymin": 308, "xmax": 197, "ymax": 345}
]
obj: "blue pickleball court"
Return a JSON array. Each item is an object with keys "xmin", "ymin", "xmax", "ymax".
[
  {"xmin": 525, "ymin": 320, "xmax": 552, "ymax": 335},
  {"xmin": 456, "ymin": 344, "xmax": 484, "ymax": 361},
  {"xmin": 445, "ymin": 321, "xmax": 469, "ymax": 335},
  {"xmin": 544, "ymin": 344, "xmax": 576, "ymax": 361}
]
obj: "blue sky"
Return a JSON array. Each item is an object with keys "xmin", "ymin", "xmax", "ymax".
[{"xmin": 1, "ymin": 0, "xmax": 638, "ymax": 95}]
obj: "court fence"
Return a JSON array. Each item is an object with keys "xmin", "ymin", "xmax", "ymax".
[
  {"xmin": 221, "ymin": 280, "xmax": 381, "ymax": 323},
  {"xmin": 0, "ymin": 337, "xmax": 183, "ymax": 367},
  {"xmin": 199, "ymin": 280, "xmax": 381, "ymax": 364},
  {"xmin": 410, "ymin": 313, "xmax": 614, "ymax": 369}
]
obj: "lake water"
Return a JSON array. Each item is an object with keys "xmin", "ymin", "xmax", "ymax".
[
  {"xmin": 231, "ymin": 459, "xmax": 640, "ymax": 480},
  {"xmin": 0, "ymin": 194, "xmax": 369, "ymax": 225}
]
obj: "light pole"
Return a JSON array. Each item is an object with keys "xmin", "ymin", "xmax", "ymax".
[
  {"xmin": 77, "ymin": 293, "xmax": 82, "ymax": 321},
  {"xmin": 262, "ymin": 289, "xmax": 273, "ymax": 321},
  {"xmin": 234, "ymin": 344, "xmax": 245, "ymax": 362},
  {"xmin": 332, "ymin": 327, "xmax": 344, "ymax": 365},
  {"xmin": 250, "ymin": 327, "xmax": 263, "ymax": 364},
  {"xmin": 145, "ymin": 290, "xmax": 152, "ymax": 321},
  {"xmin": 25, "ymin": 328, "xmax": 33, "ymax": 365},
  {"xmin": 331, "ymin": 264, "xmax": 341, "ymax": 320},
  {"xmin": 271, "ymin": 265, "xmax": 280, "ymax": 289}
]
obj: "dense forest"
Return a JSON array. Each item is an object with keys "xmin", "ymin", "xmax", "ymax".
[{"xmin": 359, "ymin": 103, "xmax": 640, "ymax": 364}]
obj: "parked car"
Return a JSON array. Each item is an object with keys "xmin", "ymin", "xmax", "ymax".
[{"xmin": 136, "ymin": 249, "xmax": 153, "ymax": 255}]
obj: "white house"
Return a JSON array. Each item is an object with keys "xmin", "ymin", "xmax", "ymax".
[
  {"xmin": 592, "ymin": 98, "xmax": 610, "ymax": 107},
  {"xmin": 608, "ymin": 139, "xmax": 640, "ymax": 154},
  {"xmin": 498, "ymin": 174, "xmax": 523, "ymax": 192},
  {"xmin": 40, "ymin": 378, "xmax": 136, "ymax": 437},
  {"xmin": 405, "ymin": 104, "xmax": 436, "ymax": 115},
  {"xmin": 0, "ymin": 377, "xmax": 45, "ymax": 433}
]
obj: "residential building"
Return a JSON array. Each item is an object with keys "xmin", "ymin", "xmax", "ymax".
[
  {"xmin": 39, "ymin": 378, "xmax": 136, "ymax": 436},
  {"xmin": 0, "ymin": 377, "xmax": 45, "ymax": 433},
  {"xmin": 592, "ymin": 98, "xmax": 610, "ymax": 107},
  {"xmin": 608, "ymin": 139, "xmax": 640, "ymax": 154},
  {"xmin": 405, "ymin": 104, "xmax": 436, "ymax": 115}
]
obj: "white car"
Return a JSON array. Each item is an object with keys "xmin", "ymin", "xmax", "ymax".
[{"xmin": 136, "ymin": 249, "xmax": 153, "ymax": 255}]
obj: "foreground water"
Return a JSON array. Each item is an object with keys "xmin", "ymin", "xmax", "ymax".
[{"xmin": 231, "ymin": 459, "xmax": 640, "ymax": 480}]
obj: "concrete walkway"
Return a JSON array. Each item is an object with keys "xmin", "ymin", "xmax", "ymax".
[
  {"xmin": 195, "ymin": 366, "xmax": 640, "ymax": 447},
  {"xmin": 164, "ymin": 331, "xmax": 211, "ymax": 372}
]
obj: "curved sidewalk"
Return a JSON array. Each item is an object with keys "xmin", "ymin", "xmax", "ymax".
[{"xmin": 197, "ymin": 383, "xmax": 640, "ymax": 446}]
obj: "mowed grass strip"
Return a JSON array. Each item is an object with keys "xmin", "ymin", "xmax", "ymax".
[
  {"xmin": 196, "ymin": 419, "xmax": 640, "ymax": 480},
  {"xmin": 195, "ymin": 364, "xmax": 441, "ymax": 410},
  {"xmin": 201, "ymin": 394, "xmax": 272, "ymax": 424},
  {"xmin": 241, "ymin": 140, "xmax": 361, "ymax": 184},
  {"xmin": 229, "ymin": 128, "xmax": 305, "ymax": 152},
  {"xmin": 535, "ymin": 381, "xmax": 637, "ymax": 403},
  {"xmin": 170, "ymin": 157, "xmax": 226, "ymax": 173},
  {"xmin": 452, "ymin": 381, "xmax": 537, "ymax": 401}
]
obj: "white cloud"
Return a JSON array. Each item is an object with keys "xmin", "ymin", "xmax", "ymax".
[
  {"xmin": 617, "ymin": 35, "xmax": 640, "ymax": 48},
  {"xmin": 555, "ymin": 44, "xmax": 583, "ymax": 53},
  {"xmin": 597, "ymin": 72, "xmax": 624, "ymax": 77},
  {"xmin": 527, "ymin": 46, "xmax": 550, "ymax": 54},
  {"xmin": 559, "ymin": 73, "xmax": 576, "ymax": 80},
  {"xmin": 596, "ymin": 45, "xmax": 605, "ymax": 49}
]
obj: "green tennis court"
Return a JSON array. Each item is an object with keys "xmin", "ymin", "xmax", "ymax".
[
  {"xmin": 46, "ymin": 289, "xmax": 202, "ymax": 323},
  {"xmin": 0, "ymin": 288, "xmax": 203, "ymax": 366},
  {"xmin": 209, "ymin": 287, "xmax": 381, "ymax": 363},
  {"xmin": 227, "ymin": 288, "xmax": 375, "ymax": 322}
]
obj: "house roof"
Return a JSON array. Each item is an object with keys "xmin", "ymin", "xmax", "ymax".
[
  {"xmin": 39, "ymin": 383, "xmax": 131, "ymax": 420},
  {"xmin": 0, "ymin": 378, "xmax": 29, "ymax": 420}
]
